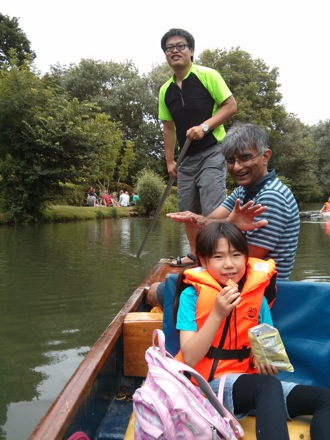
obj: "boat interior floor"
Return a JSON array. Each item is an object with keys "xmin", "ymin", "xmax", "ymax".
[{"xmin": 95, "ymin": 379, "xmax": 140, "ymax": 440}]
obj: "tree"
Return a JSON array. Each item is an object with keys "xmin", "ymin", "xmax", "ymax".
[
  {"xmin": 50, "ymin": 59, "xmax": 163, "ymax": 182},
  {"xmin": 117, "ymin": 140, "xmax": 136, "ymax": 183},
  {"xmin": 0, "ymin": 13, "xmax": 36, "ymax": 66},
  {"xmin": 272, "ymin": 115, "xmax": 322, "ymax": 203},
  {"xmin": 0, "ymin": 61, "xmax": 123, "ymax": 221},
  {"xmin": 197, "ymin": 47, "xmax": 287, "ymax": 133},
  {"xmin": 312, "ymin": 120, "xmax": 330, "ymax": 198},
  {"xmin": 147, "ymin": 62, "xmax": 172, "ymax": 98}
]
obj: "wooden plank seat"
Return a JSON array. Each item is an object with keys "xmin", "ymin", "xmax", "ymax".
[{"xmin": 123, "ymin": 312, "xmax": 163, "ymax": 377}]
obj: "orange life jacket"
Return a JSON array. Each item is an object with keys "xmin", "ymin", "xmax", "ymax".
[
  {"xmin": 175, "ymin": 258, "xmax": 277, "ymax": 382},
  {"xmin": 323, "ymin": 202, "xmax": 330, "ymax": 212}
]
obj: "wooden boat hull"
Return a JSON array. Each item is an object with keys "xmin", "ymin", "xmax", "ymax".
[
  {"xmin": 29, "ymin": 260, "xmax": 330, "ymax": 440},
  {"xmin": 29, "ymin": 261, "xmax": 178, "ymax": 440}
]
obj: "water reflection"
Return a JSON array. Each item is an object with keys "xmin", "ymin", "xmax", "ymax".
[
  {"xmin": 0, "ymin": 212, "xmax": 329, "ymax": 439},
  {"xmin": 321, "ymin": 219, "xmax": 330, "ymax": 236},
  {"xmin": 290, "ymin": 213, "xmax": 330, "ymax": 282},
  {"xmin": 0, "ymin": 218, "xmax": 188, "ymax": 440}
]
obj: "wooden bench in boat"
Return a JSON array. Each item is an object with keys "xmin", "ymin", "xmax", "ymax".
[
  {"xmin": 123, "ymin": 311, "xmax": 163, "ymax": 377},
  {"xmin": 123, "ymin": 310, "xmax": 312, "ymax": 440}
]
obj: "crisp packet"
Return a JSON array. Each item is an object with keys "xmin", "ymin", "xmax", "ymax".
[{"xmin": 248, "ymin": 324, "xmax": 294, "ymax": 372}]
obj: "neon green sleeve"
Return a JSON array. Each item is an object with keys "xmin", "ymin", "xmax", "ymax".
[{"xmin": 158, "ymin": 78, "xmax": 173, "ymax": 121}]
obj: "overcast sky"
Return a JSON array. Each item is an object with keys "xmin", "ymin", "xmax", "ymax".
[{"xmin": 2, "ymin": 0, "xmax": 329, "ymax": 126}]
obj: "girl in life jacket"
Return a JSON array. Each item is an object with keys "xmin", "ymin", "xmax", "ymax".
[{"xmin": 174, "ymin": 222, "xmax": 330, "ymax": 440}]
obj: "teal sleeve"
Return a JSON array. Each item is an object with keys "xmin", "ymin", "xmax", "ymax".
[
  {"xmin": 176, "ymin": 286, "xmax": 198, "ymax": 331},
  {"xmin": 258, "ymin": 297, "xmax": 273, "ymax": 325}
]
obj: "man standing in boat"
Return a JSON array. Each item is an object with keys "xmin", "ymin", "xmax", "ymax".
[{"xmin": 159, "ymin": 28, "xmax": 237, "ymax": 268}]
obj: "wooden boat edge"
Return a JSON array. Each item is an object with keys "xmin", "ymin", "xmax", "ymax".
[{"xmin": 28, "ymin": 260, "xmax": 172, "ymax": 440}]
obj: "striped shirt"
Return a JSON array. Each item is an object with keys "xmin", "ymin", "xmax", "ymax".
[{"xmin": 222, "ymin": 170, "xmax": 300, "ymax": 280}]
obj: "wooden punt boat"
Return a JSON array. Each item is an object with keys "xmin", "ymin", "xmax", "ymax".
[{"xmin": 29, "ymin": 260, "xmax": 330, "ymax": 440}]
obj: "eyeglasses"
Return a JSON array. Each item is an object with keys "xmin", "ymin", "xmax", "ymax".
[
  {"xmin": 226, "ymin": 151, "xmax": 263, "ymax": 167},
  {"xmin": 164, "ymin": 43, "xmax": 189, "ymax": 53}
]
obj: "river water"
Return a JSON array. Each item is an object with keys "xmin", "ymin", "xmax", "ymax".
[{"xmin": 0, "ymin": 204, "xmax": 329, "ymax": 440}]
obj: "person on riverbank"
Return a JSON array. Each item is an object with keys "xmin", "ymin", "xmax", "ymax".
[
  {"xmin": 86, "ymin": 187, "xmax": 101, "ymax": 206},
  {"xmin": 131, "ymin": 191, "xmax": 140, "ymax": 206},
  {"xmin": 174, "ymin": 221, "xmax": 330, "ymax": 440},
  {"xmin": 159, "ymin": 28, "xmax": 237, "ymax": 267},
  {"xmin": 119, "ymin": 190, "xmax": 130, "ymax": 207},
  {"xmin": 320, "ymin": 196, "xmax": 330, "ymax": 213},
  {"xmin": 102, "ymin": 192, "xmax": 113, "ymax": 207}
]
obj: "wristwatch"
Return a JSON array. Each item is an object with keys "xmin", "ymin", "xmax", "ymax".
[{"xmin": 200, "ymin": 124, "xmax": 209, "ymax": 134}]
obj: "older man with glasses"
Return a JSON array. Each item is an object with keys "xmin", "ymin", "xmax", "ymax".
[
  {"xmin": 159, "ymin": 28, "xmax": 237, "ymax": 268},
  {"xmin": 168, "ymin": 122, "xmax": 300, "ymax": 281},
  {"xmin": 146, "ymin": 123, "xmax": 300, "ymax": 309}
]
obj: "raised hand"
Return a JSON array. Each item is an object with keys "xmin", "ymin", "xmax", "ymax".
[{"xmin": 226, "ymin": 199, "xmax": 268, "ymax": 231}]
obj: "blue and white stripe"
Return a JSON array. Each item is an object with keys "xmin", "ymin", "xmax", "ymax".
[{"xmin": 222, "ymin": 176, "xmax": 300, "ymax": 280}]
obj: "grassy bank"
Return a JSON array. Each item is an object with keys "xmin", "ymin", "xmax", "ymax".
[{"xmin": 0, "ymin": 205, "xmax": 138, "ymax": 225}]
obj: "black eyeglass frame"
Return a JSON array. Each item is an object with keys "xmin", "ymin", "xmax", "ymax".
[
  {"xmin": 225, "ymin": 151, "xmax": 264, "ymax": 166},
  {"xmin": 164, "ymin": 43, "xmax": 190, "ymax": 53}
]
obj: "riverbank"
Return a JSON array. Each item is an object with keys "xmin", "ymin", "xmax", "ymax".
[{"xmin": 0, "ymin": 205, "xmax": 139, "ymax": 225}]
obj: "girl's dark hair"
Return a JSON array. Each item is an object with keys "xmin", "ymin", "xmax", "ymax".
[
  {"xmin": 173, "ymin": 222, "xmax": 249, "ymax": 323},
  {"xmin": 196, "ymin": 221, "xmax": 249, "ymax": 261}
]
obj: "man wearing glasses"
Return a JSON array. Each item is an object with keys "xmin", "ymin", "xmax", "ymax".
[
  {"xmin": 159, "ymin": 28, "xmax": 237, "ymax": 268},
  {"xmin": 146, "ymin": 123, "xmax": 300, "ymax": 310},
  {"xmin": 167, "ymin": 122, "xmax": 300, "ymax": 281}
]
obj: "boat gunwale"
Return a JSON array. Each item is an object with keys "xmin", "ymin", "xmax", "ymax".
[{"xmin": 28, "ymin": 260, "xmax": 171, "ymax": 440}]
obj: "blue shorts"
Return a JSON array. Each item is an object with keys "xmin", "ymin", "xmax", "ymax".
[{"xmin": 209, "ymin": 374, "xmax": 298, "ymax": 420}]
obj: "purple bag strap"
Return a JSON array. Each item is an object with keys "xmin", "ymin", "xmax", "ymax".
[{"xmin": 218, "ymin": 373, "xmax": 229, "ymax": 404}]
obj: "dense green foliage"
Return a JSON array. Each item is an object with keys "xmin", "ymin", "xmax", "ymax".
[
  {"xmin": 50, "ymin": 59, "xmax": 164, "ymax": 179},
  {"xmin": 312, "ymin": 120, "xmax": 330, "ymax": 197},
  {"xmin": 198, "ymin": 47, "xmax": 286, "ymax": 131},
  {"xmin": 0, "ymin": 13, "xmax": 329, "ymax": 222},
  {"xmin": 0, "ymin": 60, "xmax": 124, "ymax": 222},
  {"xmin": 0, "ymin": 13, "xmax": 36, "ymax": 66},
  {"xmin": 135, "ymin": 169, "xmax": 164, "ymax": 216}
]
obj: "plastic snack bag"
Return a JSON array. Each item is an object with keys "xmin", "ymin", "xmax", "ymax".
[{"xmin": 248, "ymin": 324, "xmax": 294, "ymax": 372}]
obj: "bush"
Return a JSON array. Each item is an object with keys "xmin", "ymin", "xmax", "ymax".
[
  {"xmin": 136, "ymin": 169, "xmax": 164, "ymax": 216},
  {"xmin": 51, "ymin": 183, "xmax": 86, "ymax": 206},
  {"xmin": 162, "ymin": 193, "xmax": 179, "ymax": 214}
]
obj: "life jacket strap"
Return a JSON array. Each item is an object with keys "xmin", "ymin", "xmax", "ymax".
[{"xmin": 207, "ymin": 345, "xmax": 251, "ymax": 362}]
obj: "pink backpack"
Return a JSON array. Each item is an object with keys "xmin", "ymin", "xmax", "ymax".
[{"xmin": 133, "ymin": 329, "xmax": 244, "ymax": 439}]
